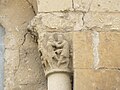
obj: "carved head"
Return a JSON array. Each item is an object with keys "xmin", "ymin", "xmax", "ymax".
[
  {"xmin": 57, "ymin": 34, "xmax": 64, "ymax": 43},
  {"xmin": 48, "ymin": 35, "xmax": 54, "ymax": 42}
]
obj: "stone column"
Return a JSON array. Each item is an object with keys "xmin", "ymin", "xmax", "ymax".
[
  {"xmin": 48, "ymin": 73, "xmax": 71, "ymax": 90},
  {"xmin": 28, "ymin": 15, "xmax": 72, "ymax": 90}
]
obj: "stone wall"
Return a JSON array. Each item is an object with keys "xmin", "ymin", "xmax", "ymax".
[
  {"xmin": 37, "ymin": 0, "xmax": 120, "ymax": 90},
  {"xmin": 0, "ymin": 0, "xmax": 120, "ymax": 90},
  {"xmin": 0, "ymin": 0, "xmax": 46, "ymax": 90}
]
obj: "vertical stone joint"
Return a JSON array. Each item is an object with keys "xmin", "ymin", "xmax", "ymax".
[{"xmin": 92, "ymin": 31, "xmax": 100, "ymax": 69}]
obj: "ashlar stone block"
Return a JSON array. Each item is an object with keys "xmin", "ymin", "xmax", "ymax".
[
  {"xmin": 73, "ymin": 0, "xmax": 92, "ymax": 12},
  {"xmin": 28, "ymin": 12, "xmax": 83, "ymax": 32},
  {"xmin": 74, "ymin": 0, "xmax": 120, "ymax": 12},
  {"xmin": 74, "ymin": 69, "xmax": 120, "ymax": 90},
  {"xmin": 73, "ymin": 32, "xmax": 93, "ymax": 69},
  {"xmin": 90, "ymin": 0, "xmax": 120, "ymax": 12},
  {"xmin": 37, "ymin": 0, "xmax": 72, "ymax": 12},
  {"xmin": 98, "ymin": 32, "xmax": 120, "ymax": 68},
  {"xmin": 84, "ymin": 12, "xmax": 120, "ymax": 30}
]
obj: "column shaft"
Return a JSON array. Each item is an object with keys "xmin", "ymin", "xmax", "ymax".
[{"xmin": 48, "ymin": 73, "xmax": 71, "ymax": 90}]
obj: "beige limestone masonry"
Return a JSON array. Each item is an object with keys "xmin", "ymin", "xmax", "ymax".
[
  {"xmin": 37, "ymin": 0, "xmax": 73, "ymax": 12},
  {"xmin": 83, "ymin": 12, "xmax": 120, "ymax": 30},
  {"xmin": 0, "ymin": 0, "xmax": 120, "ymax": 90},
  {"xmin": 73, "ymin": 32, "xmax": 93, "ymax": 69},
  {"xmin": 28, "ymin": 12, "xmax": 83, "ymax": 32},
  {"xmin": 98, "ymin": 31, "xmax": 120, "ymax": 68},
  {"xmin": 28, "ymin": 13, "xmax": 74, "ymax": 90},
  {"xmin": 74, "ymin": 0, "xmax": 120, "ymax": 12},
  {"xmin": 74, "ymin": 69, "xmax": 120, "ymax": 90},
  {"xmin": 73, "ymin": 31, "xmax": 120, "ymax": 69},
  {"xmin": 73, "ymin": 30, "xmax": 120, "ymax": 90},
  {"xmin": 0, "ymin": 0, "xmax": 47, "ymax": 90}
]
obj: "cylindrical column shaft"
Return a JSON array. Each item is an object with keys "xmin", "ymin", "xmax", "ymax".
[{"xmin": 48, "ymin": 73, "xmax": 71, "ymax": 90}]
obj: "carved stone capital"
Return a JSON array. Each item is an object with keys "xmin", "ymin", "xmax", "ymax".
[
  {"xmin": 38, "ymin": 33, "xmax": 72, "ymax": 76},
  {"xmin": 28, "ymin": 15, "xmax": 73, "ymax": 77}
]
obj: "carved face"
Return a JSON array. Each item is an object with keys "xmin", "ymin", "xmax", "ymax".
[
  {"xmin": 48, "ymin": 36, "xmax": 54, "ymax": 42},
  {"xmin": 57, "ymin": 34, "xmax": 63, "ymax": 43}
]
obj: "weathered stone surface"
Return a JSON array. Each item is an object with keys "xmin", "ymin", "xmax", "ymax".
[
  {"xmin": 73, "ymin": 32, "xmax": 93, "ymax": 69},
  {"xmin": 36, "ymin": 32, "xmax": 73, "ymax": 76},
  {"xmin": 74, "ymin": 69, "xmax": 120, "ymax": 90},
  {"xmin": 14, "ymin": 34, "xmax": 45, "ymax": 82},
  {"xmin": 84, "ymin": 12, "xmax": 120, "ymax": 30},
  {"xmin": 73, "ymin": 0, "xmax": 92, "ymax": 12},
  {"xmin": 0, "ymin": 0, "xmax": 47, "ymax": 90},
  {"xmin": 4, "ymin": 33, "xmax": 47, "ymax": 90},
  {"xmin": 27, "ymin": 0, "xmax": 38, "ymax": 13},
  {"xmin": 14, "ymin": 47, "xmax": 46, "ymax": 89},
  {"xmin": 98, "ymin": 32, "xmax": 120, "ymax": 68},
  {"xmin": 90, "ymin": 0, "xmax": 120, "ymax": 12},
  {"xmin": 74, "ymin": 0, "xmax": 120, "ymax": 12},
  {"xmin": 37, "ymin": 0, "xmax": 73, "ymax": 12},
  {"xmin": 13, "ymin": 84, "xmax": 47, "ymax": 90},
  {"xmin": 29, "ymin": 12, "xmax": 83, "ymax": 32},
  {"xmin": 4, "ymin": 49, "xmax": 20, "ymax": 90},
  {"xmin": 1, "ymin": 0, "xmax": 120, "ymax": 90},
  {"xmin": 0, "ymin": 0, "xmax": 36, "ymax": 29},
  {"xmin": 4, "ymin": 31, "xmax": 24, "ymax": 49},
  {"xmin": 29, "ymin": 12, "xmax": 74, "ymax": 89}
]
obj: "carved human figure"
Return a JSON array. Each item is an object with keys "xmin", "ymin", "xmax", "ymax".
[
  {"xmin": 55, "ymin": 34, "xmax": 70, "ymax": 67},
  {"xmin": 40, "ymin": 34, "xmax": 70, "ymax": 71},
  {"xmin": 46, "ymin": 36, "xmax": 59, "ymax": 68}
]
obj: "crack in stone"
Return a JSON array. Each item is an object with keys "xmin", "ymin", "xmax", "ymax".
[
  {"xmin": 87, "ymin": 0, "xmax": 93, "ymax": 12},
  {"xmin": 79, "ymin": 0, "xmax": 93, "ymax": 29},
  {"xmin": 25, "ymin": 0, "xmax": 36, "ymax": 15},
  {"xmin": 14, "ymin": 32, "xmax": 28, "ymax": 75},
  {"xmin": 27, "ymin": 30, "xmax": 38, "ymax": 43},
  {"xmin": 82, "ymin": 12, "xmax": 85, "ymax": 26},
  {"xmin": 72, "ymin": 0, "xmax": 75, "ymax": 10},
  {"xmin": 21, "ymin": 33, "xmax": 28, "ymax": 45}
]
